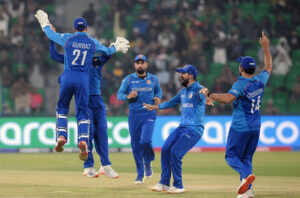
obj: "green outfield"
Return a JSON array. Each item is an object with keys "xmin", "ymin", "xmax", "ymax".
[{"xmin": 0, "ymin": 152, "xmax": 300, "ymax": 198}]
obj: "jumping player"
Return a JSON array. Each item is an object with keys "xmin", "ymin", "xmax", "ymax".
[
  {"xmin": 49, "ymin": 40, "xmax": 119, "ymax": 178},
  {"xmin": 35, "ymin": 10, "xmax": 129, "ymax": 161}
]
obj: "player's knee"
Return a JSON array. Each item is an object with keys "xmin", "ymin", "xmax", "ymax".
[
  {"xmin": 161, "ymin": 144, "xmax": 171, "ymax": 154},
  {"xmin": 225, "ymin": 155, "xmax": 234, "ymax": 165},
  {"xmin": 170, "ymin": 148, "xmax": 179, "ymax": 159}
]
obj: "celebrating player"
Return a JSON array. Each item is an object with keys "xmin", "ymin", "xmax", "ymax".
[
  {"xmin": 35, "ymin": 10, "xmax": 129, "ymax": 161},
  {"xmin": 49, "ymin": 40, "xmax": 119, "ymax": 178},
  {"xmin": 117, "ymin": 54, "xmax": 162, "ymax": 184},
  {"xmin": 200, "ymin": 32, "xmax": 272, "ymax": 198},
  {"xmin": 144, "ymin": 65, "xmax": 212, "ymax": 194}
]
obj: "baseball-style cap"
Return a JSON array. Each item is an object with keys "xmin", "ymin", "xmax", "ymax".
[
  {"xmin": 237, "ymin": 56, "xmax": 256, "ymax": 70},
  {"xmin": 176, "ymin": 64, "xmax": 197, "ymax": 78},
  {"xmin": 74, "ymin": 17, "xmax": 87, "ymax": 31},
  {"xmin": 134, "ymin": 54, "xmax": 147, "ymax": 62}
]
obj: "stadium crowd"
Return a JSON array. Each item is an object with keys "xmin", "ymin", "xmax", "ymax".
[{"xmin": 1, "ymin": 0, "xmax": 300, "ymax": 116}]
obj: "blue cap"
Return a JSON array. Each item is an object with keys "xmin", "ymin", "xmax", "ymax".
[
  {"xmin": 237, "ymin": 56, "xmax": 256, "ymax": 70},
  {"xmin": 176, "ymin": 64, "xmax": 197, "ymax": 78},
  {"xmin": 134, "ymin": 54, "xmax": 147, "ymax": 62},
  {"xmin": 73, "ymin": 17, "xmax": 87, "ymax": 31}
]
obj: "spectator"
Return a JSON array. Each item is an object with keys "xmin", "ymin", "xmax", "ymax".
[
  {"xmin": 11, "ymin": 77, "xmax": 31, "ymax": 114},
  {"xmin": 213, "ymin": 28, "xmax": 227, "ymax": 64},
  {"xmin": 263, "ymin": 99, "xmax": 279, "ymax": 115},
  {"xmin": 289, "ymin": 29, "xmax": 300, "ymax": 49},
  {"xmin": 0, "ymin": 6, "xmax": 10, "ymax": 37},
  {"xmin": 273, "ymin": 37, "xmax": 292, "ymax": 75},
  {"xmin": 1, "ymin": 65, "xmax": 13, "ymax": 88},
  {"xmin": 109, "ymin": 91, "xmax": 124, "ymax": 115},
  {"xmin": 29, "ymin": 87, "xmax": 43, "ymax": 112},
  {"xmin": 291, "ymin": 77, "xmax": 300, "ymax": 102},
  {"xmin": 7, "ymin": 0, "xmax": 25, "ymax": 18}
]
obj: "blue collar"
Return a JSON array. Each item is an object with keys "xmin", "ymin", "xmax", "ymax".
[
  {"xmin": 238, "ymin": 76, "xmax": 255, "ymax": 81},
  {"xmin": 186, "ymin": 81, "xmax": 198, "ymax": 90},
  {"xmin": 74, "ymin": 32, "xmax": 89, "ymax": 36},
  {"xmin": 133, "ymin": 72, "xmax": 148, "ymax": 79}
]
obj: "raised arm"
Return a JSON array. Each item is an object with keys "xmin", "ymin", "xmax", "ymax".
[
  {"xmin": 50, "ymin": 40, "xmax": 64, "ymax": 63},
  {"xmin": 260, "ymin": 32, "xmax": 273, "ymax": 74},
  {"xmin": 35, "ymin": 10, "xmax": 70, "ymax": 46}
]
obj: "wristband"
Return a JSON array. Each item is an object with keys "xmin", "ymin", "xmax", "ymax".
[{"xmin": 207, "ymin": 91, "xmax": 212, "ymax": 97}]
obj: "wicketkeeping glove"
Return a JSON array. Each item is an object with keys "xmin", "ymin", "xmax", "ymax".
[
  {"xmin": 34, "ymin": 9, "xmax": 51, "ymax": 29},
  {"xmin": 110, "ymin": 37, "xmax": 130, "ymax": 54}
]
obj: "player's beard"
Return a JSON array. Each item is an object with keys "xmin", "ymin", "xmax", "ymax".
[
  {"xmin": 180, "ymin": 77, "xmax": 189, "ymax": 87},
  {"xmin": 136, "ymin": 68, "xmax": 145, "ymax": 75}
]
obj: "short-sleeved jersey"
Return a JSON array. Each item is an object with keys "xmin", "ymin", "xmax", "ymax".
[
  {"xmin": 228, "ymin": 70, "xmax": 270, "ymax": 132},
  {"xmin": 117, "ymin": 73, "xmax": 162, "ymax": 112},
  {"xmin": 159, "ymin": 81, "xmax": 206, "ymax": 134}
]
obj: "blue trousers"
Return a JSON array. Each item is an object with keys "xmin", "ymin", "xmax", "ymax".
[
  {"xmin": 225, "ymin": 128, "xmax": 259, "ymax": 182},
  {"xmin": 56, "ymin": 71, "xmax": 90, "ymax": 144},
  {"xmin": 128, "ymin": 110, "xmax": 156, "ymax": 178},
  {"xmin": 160, "ymin": 126, "xmax": 201, "ymax": 189},
  {"xmin": 84, "ymin": 95, "xmax": 111, "ymax": 168}
]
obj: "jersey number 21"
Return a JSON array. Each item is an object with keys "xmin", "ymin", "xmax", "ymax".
[{"xmin": 72, "ymin": 49, "xmax": 87, "ymax": 65}]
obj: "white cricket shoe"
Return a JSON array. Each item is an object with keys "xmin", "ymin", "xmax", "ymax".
[
  {"xmin": 83, "ymin": 167, "xmax": 99, "ymax": 178},
  {"xmin": 99, "ymin": 165, "xmax": 119, "ymax": 179},
  {"xmin": 237, "ymin": 187, "xmax": 254, "ymax": 198},
  {"xmin": 151, "ymin": 183, "xmax": 170, "ymax": 192},
  {"xmin": 166, "ymin": 186, "xmax": 185, "ymax": 194},
  {"xmin": 238, "ymin": 174, "xmax": 256, "ymax": 194}
]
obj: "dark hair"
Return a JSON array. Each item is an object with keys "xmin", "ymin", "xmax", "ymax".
[
  {"xmin": 193, "ymin": 75, "xmax": 196, "ymax": 80},
  {"xmin": 76, "ymin": 25, "xmax": 86, "ymax": 31},
  {"xmin": 244, "ymin": 67, "xmax": 255, "ymax": 75}
]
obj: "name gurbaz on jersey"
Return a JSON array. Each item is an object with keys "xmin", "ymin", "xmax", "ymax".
[{"xmin": 72, "ymin": 42, "xmax": 91, "ymax": 49}]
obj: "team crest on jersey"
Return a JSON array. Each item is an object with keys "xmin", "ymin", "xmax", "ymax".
[
  {"xmin": 146, "ymin": 80, "xmax": 151, "ymax": 84},
  {"xmin": 189, "ymin": 93, "xmax": 193, "ymax": 99}
]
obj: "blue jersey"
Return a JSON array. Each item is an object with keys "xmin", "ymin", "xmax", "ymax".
[
  {"xmin": 228, "ymin": 70, "xmax": 270, "ymax": 132},
  {"xmin": 117, "ymin": 73, "xmax": 163, "ymax": 112},
  {"xmin": 49, "ymin": 40, "xmax": 110, "ymax": 95},
  {"xmin": 44, "ymin": 26, "xmax": 115, "ymax": 72},
  {"xmin": 159, "ymin": 81, "xmax": 206, "ymax": 134},
  {"xmin": 89, "ymin": 55, "xmax": 110, "ymax": 95}
]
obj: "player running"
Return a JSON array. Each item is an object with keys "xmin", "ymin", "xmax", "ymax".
[
  {"xmin": 200, "ymin": 32, "xmax": 272, "ymax": 198},
  {"xmin": 117, "ymin": 54, "xmax": 162, "ymax": 184},
  {"xmin": 144, "ymin": 65, "xmax": 212, "ymax": 194},
  {"xmin": 49, "ymin": 40, "xmax": 119, "ymax": 178},
  {"xmin": 35, "ymin": 10, "xmax": 129, "ymax": 161}
]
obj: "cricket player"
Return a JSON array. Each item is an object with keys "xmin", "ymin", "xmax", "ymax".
[
  {"xmin": 200, "ymin": 32, "xmax": 272, "ymax": 198},
  {"xmin": 35, "ymin": 10, "xmax": 129, "ymax": 161},
  {"xmin": 49, "ymin": 41, "xmax": 119, "ymax": 178},
  {"xmin": 144, "ymin": 65, "xmax": 212, "ymax": 194},
  {"xmin": 117, "ymin": 54, "xmax": 162, "ymax": 184}
]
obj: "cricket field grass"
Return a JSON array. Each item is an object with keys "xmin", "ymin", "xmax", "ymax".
[{"xmin": 0, "ymin": 151, "xmax": 299, "ymax": 198}]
